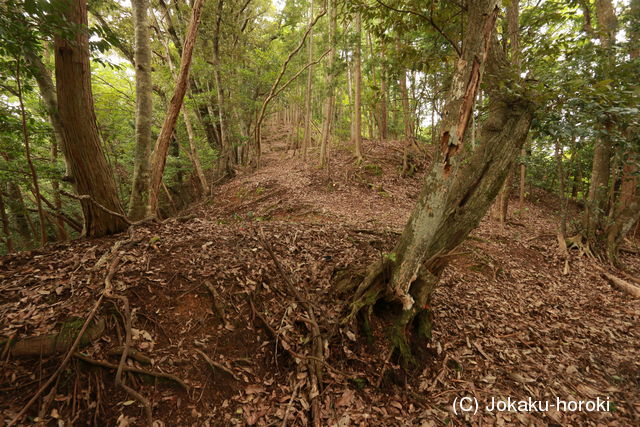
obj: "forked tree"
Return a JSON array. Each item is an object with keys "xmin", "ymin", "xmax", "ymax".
[{"xmin": 340, "ymin": 0, "xmax": 536, "ymax": 358}]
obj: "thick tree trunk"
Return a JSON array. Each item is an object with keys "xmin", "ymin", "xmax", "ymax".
[
  {"xmin": 54, "ymin": 0, "xmax": 128, "ymax": 237},
  {"xmin": 148, "ymin": 0, "xmax": 204, "ymax": 217},
  {"xmin": 353, "ymin": 13, "xmax": 363, "ymax": 163},
  {"xmin": 128, "ymin": 0, "xmax": 154, "ymax": 221},
  {"xmin": 344, "ymin": 2, "xmax": 535, "ymax": 356},
  {"xmin": 319, "ymin": 0, "xmax": 336, "ymax": 168}
]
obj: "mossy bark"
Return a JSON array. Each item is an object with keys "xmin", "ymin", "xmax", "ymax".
[{"xmin": 343, "ymin": 0, "xmax": 536, "ymax": 362}]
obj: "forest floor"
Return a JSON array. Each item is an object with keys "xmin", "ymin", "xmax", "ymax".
[{"xmin": 1, "ymin": 125, "xmax": 639, "ymax": 426}]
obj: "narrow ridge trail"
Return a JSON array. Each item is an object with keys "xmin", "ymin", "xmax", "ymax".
[{"xmin": 1, "ymin": 135, "xmax": 639, "ymax": 425}]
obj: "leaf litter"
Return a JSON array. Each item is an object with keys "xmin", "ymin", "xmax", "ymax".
[{"xmin": 1, "ymin": 134, "xmax": 638, "ymax": 425}]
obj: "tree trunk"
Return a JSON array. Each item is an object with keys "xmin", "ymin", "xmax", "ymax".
[
  {"xmin": 319, "ymin": 0, "xmax": 336, "ymax": 168},
  {"xmin": 343, "ymin": 2, "xmax": 535, "ymax": 357},
  {"xmin": 380, "ymin": 43, "xmax": 388, "ymax": 141},
  {"xmin": 3, "ymin": 179, "xmax": 33, "ymax": 246},
  {"xmin": 23, "ymin": 49, "xmax": 70, "ymax": 179},
  {"xmin": 16, "ymin": 59, "xmax": 47, "ymax": 246},
  {"xmin": 301, "ymin": 0, "xmax": 314, "ymax": 161},
  {"xmin": 353, "ymin": 12, "xmax": 363, "ymax": 163},
  {"xmin": 582, "ymin": 0, "xmax": 618, "ymax": 245},
  {"xmin": 128, "ymin": 0, "xmax": 154, "ymax": 220},
  {"xmin": 603, "ymin": 0, "xmax": 639, "ymax": 264},
  {"xmin": 0, "ymin": 189, "xmax": 13, "ymax": 253},
  {"xmin": 495, "ymin": 0, "xmax": 520, "ymax": 222},
  {"xmin": 183, "ymin": 108, "xmax": 209, "ymax": 194},
  {"xmin": 399, "ymin": 58, "xmax": 413, "ymax": 175},
  {"xmin": 213, "ymin": 0, "xmax": 233, "ymax": 180},
  {"xmin": 148, "ymin": 0, "xmax": 205, "ymax": 217},
  {"xmin": 54, "ymin": 0, "xmax": 128, "ymax": 237}
]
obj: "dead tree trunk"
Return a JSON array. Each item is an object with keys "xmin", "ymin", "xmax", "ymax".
[
  {"xmin": 341, "ymin": 1, "xmax": 535, "ymax": 358},
  {"xmin": 54, "ymin": 0, "xmax": 128, "ymax": 237},
  {"xmin": 148, "ymin": 0, "xmax": 204, "ymax": 217}
]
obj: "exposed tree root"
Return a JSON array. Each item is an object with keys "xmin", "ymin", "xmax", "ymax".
[
  {"xmin": 196, "ymin": 349, "xmax": 242, "ymax": 382},
  {"xmin": 8, "ymin": 255, "xmax": 113, "ymax": 426},
  {"xmin": 566, "ymin": 233, "xmax": 596, "ymax": 258},
  {"xmin": 72, "ymin": 353, "xmax": 189, "ymax": 391},
  {"xmin": 338, "ymin": 260, "xmax": 434, "ymax": 369},
  {"xmin": 601, "ymin": 272, "xmax": 640, "ymax": 298},
  {"xmin": 257, "ymin": 229, "xmax": 325, "ymax": 427}
]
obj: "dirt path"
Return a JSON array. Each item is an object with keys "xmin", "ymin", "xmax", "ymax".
[{"xmin": 1, "ymin": 132, "xmax": 639, "ymax": 425}]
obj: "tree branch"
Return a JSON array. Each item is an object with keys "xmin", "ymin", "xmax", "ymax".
[{"xmin": 374, "ymin": 0, "xmax": 461, "ymax": 56}]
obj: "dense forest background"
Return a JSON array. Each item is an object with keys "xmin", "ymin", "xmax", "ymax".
[{"xmin": 1, "ymin": 0, "xmax": 637, "ymax": 258}]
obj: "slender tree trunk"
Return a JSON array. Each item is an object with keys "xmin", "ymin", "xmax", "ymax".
[
  {"xmin": 496, "ymin": 0, "xmax": 520, "ymax": 222},
  {"xmin": 319, "ymin": 0, "xmax": 336, "ymax": 168},
  {"xmin": 23, "ymin": 50, "xmax": 70, "ymax": 179},
  {"xmin": 343, "ymin": 2, "xmax": 534, "ymax": 355},
  {"xmin": 54, "ymin": 0, "xmax": 128, "ymax": 237},
  {"xmin": 128, "ymin": 0, "xmax": 154, "ymax": 220},
  {"xmin": 183, "ymin": 108, "xmax": 209, "ymax": 193},
  {"xmin": 50, "ymin": 139, "xmax": 68, "ymax": 240},
  {"xmin": 301, "ymin": 0, "xmax": 314, "ymax": 161},
  {"xmin": 213, "ymin": 0, "xmax": 233, "ymax": 179},
  {"xmin": 353, "ymin": 12, "xmax": 363, "ymax": 163},
  {"xmin": 16, "ymin": 59, "xmax": 47, "ymax": 246},
  {"xmin": 399, "ymin": 58, "xmax": 413, "ymax": 175},
  {"xmin": 0, "ymin": 189, "xmax": 13, "ymax": 252},
  {"xmin": 148, "ymin": 0, "xmax": 205, "ymax": 217},
  {"xmin": 380, "ymin": 43, "xmax": 388, "ymax": 140},
  {"xmin": 582, "ymin": 0, "xmax": 618, "ymax": 244}
]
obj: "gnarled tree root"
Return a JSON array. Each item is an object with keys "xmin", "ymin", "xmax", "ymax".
[
  {"xmin": 566, "ymin": 234, "xmax": 596, "ymax": 259},
  {"xmin": 338, "ymin": 260, "xmax": 434, "ymax": 369}
]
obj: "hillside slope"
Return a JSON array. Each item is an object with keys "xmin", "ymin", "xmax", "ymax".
[{"xmin": 1, "ymin": 133, "xmax": 639, "ymax": 426}]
